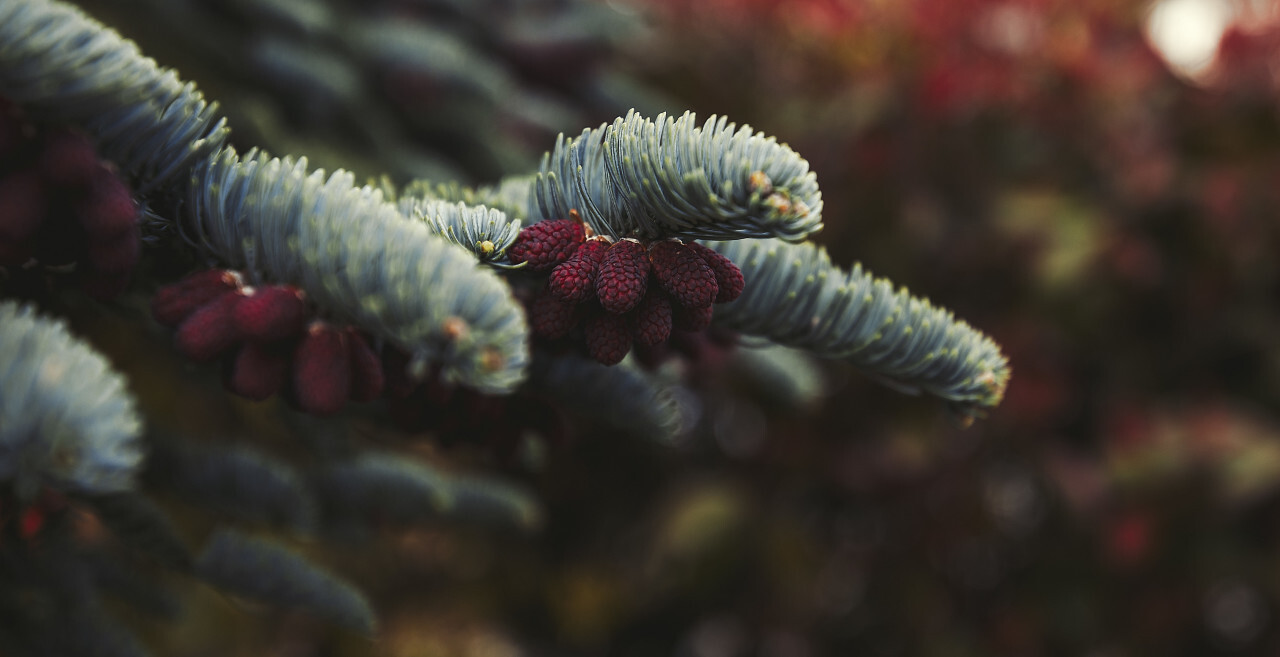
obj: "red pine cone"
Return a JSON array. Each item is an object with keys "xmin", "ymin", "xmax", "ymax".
[
  {"xmin": 686, "ymin": 241, "xmax": 744, "ymax": 303},
  {"xmin": 649, "ymin": 240, "xmax": 718, "ymax": 310},
  {"xmin": 549, "ymin": 236, "xmax": 610, "ymax": 303},
  {"xmin": 293, "ymin": 322, "xmax": 351, "ymax": 416},
  {"xmin": 584, "ymin": 311, "xmax": 632, "ymax": 365},
  {"xmin": 76, "ymin": 165, "xmax": 137, "ymax": 238},
  {"xmin": 595, "ymin": 238, "xmax": 650, "ymax": 314},
  {"xmin": 85, "ymin": 226, "xmax": 141, "ymax": 274},
  {"xmin": 529, "ymin": 288, "xmax": 578, "ymax": 339},
  {"xmin": 37, "ymin": 129, "xmax": 99, "ymax": 189},
  {"xmin": 673, "ymin": 301, "xmax": 714, "ymax": 332},
  {"xmin": 347, "ymin": 330, "xmax": 385, "ymax": 402},
  {"xmin": 175, "ymin": 291, "xmax": 244, "ymax": 362},
  {"xmin": 631, "ymin": 291, "xmax": 673, "ymax": 346},
  {"xmin": 508, "ymin": 219, "xmax": 585, "ymax": 271},
  {"xmin": 152, "ymin": 269, "xmax": 243, "ymax": 327},
  {"xmin": 0, "ymin": 172, "xmax": 46, "ymax": 248},
  {"xmin": 226, "ymin": 341, "xmax": 289, "ymax": 401},
  {"xmin": 233, "ymin": 285, "xmax": 308, "ymax": 342}
]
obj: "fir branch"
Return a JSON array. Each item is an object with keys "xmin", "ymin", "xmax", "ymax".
[
  {"xmin": 310, "ymin": 453, "xmax": 542, "ymax": 536},
  {"xmin": 184, "ymin": 146, "xmax": 530, "ymax": 392},
  {"xmin": 529, "ymin": 110, "xmax": 823, "ymax": 242},
  {"xmin": 0, "ymin": 0, "xmax": 228, "ymax": 193},
  {"xmin": 195, "ymin": 529, "xmax": 376, "ymax": 634},
  {"xmin": 704, "ymin": 239, "xmax": 1010, "ymax": 418},
  {"xmin": 400, "ymin": 176, "xmax": 536, "ymax": 220},
  {"xmin": 396, "ymin": 196, "xmax": 523, "ymax": 266},
  {"xmin": 83, "ymin": 493, "xmax": 193, "ymax": 571},
  {"xmin": 726, "ymin": 342, "xmax": 828, "ymax": 411},
  {"xmin": 524, "ymin": 352, "xmax": 685, "ymax": 443},
  {"xmin": 0, "ymin": 301, "xmax": 143, "ymax": 498},
  {"xmin": 142, "ymin": 439, "xmax": 315, "ymax": 532}
]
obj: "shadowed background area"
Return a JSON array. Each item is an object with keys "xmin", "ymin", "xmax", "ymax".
[{"xmin": 33, "ymin": 0, "xmax": 1280, "ymax": 655}]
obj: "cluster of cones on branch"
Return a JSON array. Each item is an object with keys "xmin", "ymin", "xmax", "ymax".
[
  {"xmin": 0, "ymin": 99, "xmax": 140, "ymax": 300},
  {"xmin": 511, "ymin": 215, "xmax": 745, "ymax": 365},
  {"xmin": 152, "ymin": 269, "xmax": 387, "ymax": 416},
  {"xmin": 153, "ymin": 268, "xmax": 568, "ymax": 460}
]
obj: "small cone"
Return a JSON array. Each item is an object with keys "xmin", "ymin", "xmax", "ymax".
[
  {"xmin": 293, "ymin": 323, "xmax": 351, "ymax": 416},
  {"xmin": 226, "ymin": 342, "xmax": 289, "ymax": 401},
  {"xmin": 85, "ymin": 226, "xmax": 141, "ymax": 274},
  {"xmin": 529, "ymin": 288, "xmax": 578, "ymax": 339},
  {"xmin": 595, "ymin": 239, "xmax": 650, "ymax": 313},
  {"xmin": 233, "ymin": 285, "xmax": 308, "ymax": 342},
  {"xmin": 649, "ymin": 240, "xmax": 718, "ymax": 310},
  {"xmin": 152, "ymin": 269, "xmax": 242, "ymax": 327},
  {"xmin": 507, "ymin": 219, "xmax": 585, "ymax": 271},
  {"xmin": 631, "ymin": 291, "xmax": 672, "ymax": 346},
  {"xmin": 584, "ymin": 311, "xmax": 632, "ymax": 365},
  {"xmin": 549, "ymin": 237, "xmax": 610, "ymax": 303},
  {"xmin": 673, "ymin": 301, "xmax": 714, "ymax": 332},
  {"xmin": 686, "ymin": 241, "xmax": 745, "ymax": 303},
  {"xmin": 175, "ymin": 291, "xmax": 244, "ymax": 362},
  {"xmin": 77, "ymin": 165, "xmax": 137, "ymax": 238},
  {"xmin": 0, "ymin": 171, "xmax": 46, "ymax": 245},
  {"xmin": 37, "ymin": 129, "xmax": 99, "ymax": 189}
]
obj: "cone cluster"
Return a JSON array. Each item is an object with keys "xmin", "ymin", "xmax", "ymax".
[
  {"xmin": 152, "ymin": 269, "xmax": 386, "ymax": 416},
  {"xmin": 0, "ymin": 99, "xmax": 140, "ymax": 299},
  {"xmin": 508, "ymin": 218, "xmax": 744, "ymax": 365}
]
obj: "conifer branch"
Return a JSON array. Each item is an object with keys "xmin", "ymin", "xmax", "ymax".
[
  {"xmin": 196, "ymin": 529, "xmax": 376, "ymax": 634},
  {"xmin": 184, "ymin": 147, "xmax": 530, "ymax": 392},
  {"xmin": 704, "ymin": 239, "xmax": 1010, "ymax": 417},
  {"xmin": 0, "ymin": 0, "xmax": 228, "ymax": 193},
  {"xmin": 402, "ymin": 176, "xmax": 537, "ymax": 221},
  {"xmin": 0, "ymin": 301, "xmax": 143, "ymax": 497},
  {"xmin": 525, "ymin": 352, "xmax": 685, "ymax": 442},
  {"xmin": 142, "ymin": 439, "xmax": 315, "ymax": 532},
  {"xmin": 397, "ymin": 196, "xmax": 523, "ymax": 266},
  {"xmin": 529, "ymin": 110, "xmax": 823, "ymax": 242},
  {"xmin": 83, "ymin": 493, "xmax": 194, "ymax": 571},
  {"xmin": 310, "ymin": 452, "xmax": 542, "ymax": 536}
]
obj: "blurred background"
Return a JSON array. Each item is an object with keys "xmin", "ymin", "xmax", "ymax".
[{"xmin": 56, "ymin": 0, "xmax": 1280, "ymax": 654}]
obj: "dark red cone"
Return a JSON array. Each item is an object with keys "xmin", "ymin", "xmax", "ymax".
[
  {"xmin": 77, "ymin": 165, "xmax": 137, "ymax": 238},
  {"xmin": 233, "ymin": 285, "xmax": 308, "ymax": 342},
  {"xmin": 595, "ymin": 238, "xmax": 650, "ymax": 314},
  {"xmin": 293, "ymin": 323, "xmax": 351, "ymax": 416},
  {"xmin": 347, "ymin": 330, "xmax": 385, "ymax": 402},
  {"xmin": 549, "ymin": 236, "xmax": 610, "ymax": 303},
  {"xmin": 649, "ymin": 240, "xmax": 718, "ymax": 310},
  {"xmin": 152, "ymin": 269, "xmax": 242, "ymax": 327},
  {"xmin": 81, "ymin": 271, "xmax": 133, "ymax": 301},
  {"xmin": 631, "ymin": 291, "xmax": 672, "ymax": 346},
  {"xmin": 85, "ymin": 226, "xmax": 141, "ymax": 274},
  {"xmin": 673, "ymin": 301, "xmax": 714, "ymax": 332},
  {"xmin": 37, "ymin": 129, "xmax": 99, "ymax": 189},
  {"xmin": 584, "ymin": 311, "xmax": 632, "ymax": 365},
  {"xmin": 0, "ymin": 171, "xmax": 46, "ymax": 246},
  {"xmin": 686, "ymin": 241, "xmax": 745, "ymax": 303},
  {"xmin": 175, "ymin": 291, "xmax": 245, "ymax": 362},
  {"xmin": 507, "ymin": 219, "xmax": 585, "ymax": 271},
  {"xmin": 226, "ymin": 341, "xmax": 289, "ymax": 401},
  {"xmin": 529, "ymin": 288, "xmax": 578, "ymax": 339}
]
